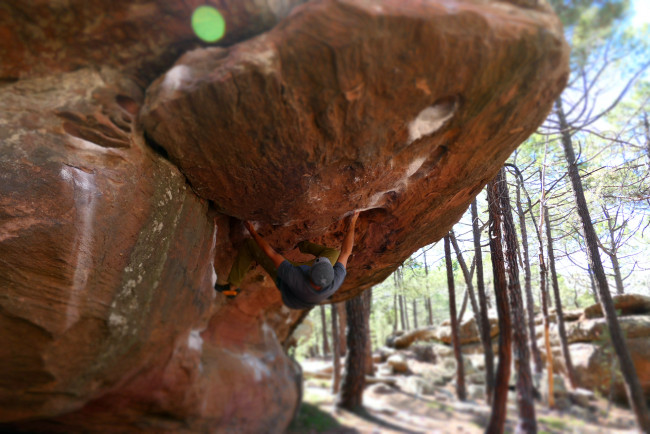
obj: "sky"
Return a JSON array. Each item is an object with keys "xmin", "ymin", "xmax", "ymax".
[{"xmin": 631, "ymin": 0, "xmax": 650, "ymax": 27}]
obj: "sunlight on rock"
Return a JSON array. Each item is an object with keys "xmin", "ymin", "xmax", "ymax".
[{"xmin": 407, "ymin": 99, "xmax": 458, "ymax": 144}]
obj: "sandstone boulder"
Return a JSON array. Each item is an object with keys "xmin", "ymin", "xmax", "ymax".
[
  {"xmin": 389, "ymin": 327, "xmax": 437, "ymax": 349},
  {"xmin": 0, "ymin": 0, "xmax": 307, "ymax": 82},
  {"xmin": 412, "ymin": 344, "xmax": 437, "ymax": 364},
  {"xmin": 404, "ymin": 376, "xmax": 437, "ymax": 396},
  {"xmin": 566, "ymin": 315, "xmax": 650, "ymax": 344},
  {"xmin": 0, "ymin": 68, "xmax": 216, "ymax": 422},
  {"xmin": 435, "ymin": 316, "xmax": 499, "ymax": 345},
  {"xmin": 387, "ymin": 354, "xmax": 410, "ymax": 374},
  {"xmin": 0, "ymin": 0, "xmax": 570, "ymax": 431},
  {"xmin": 582, "ymin": 294, "xmax": 650, "ymax": 320},
  {"xmin": 141, "ymin": 0, "xmax": 569, "ymax": 301},
  {"xmin": 571, "ymin": 338, "xmax": 650, "ymax": 402}
]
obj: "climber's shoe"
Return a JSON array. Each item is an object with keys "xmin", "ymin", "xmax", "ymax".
[
  {"xmin": 214, "ymin": 283, "xmax": 229, "ymax": 293},
  {"xmin": 214, "ymin": 283, "xmax": 240, "ymax": 299}
]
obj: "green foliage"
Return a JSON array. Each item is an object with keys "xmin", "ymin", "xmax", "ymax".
[{"xmin": 287, "ymin": 403, "xmax": 343, "ymax": 432}]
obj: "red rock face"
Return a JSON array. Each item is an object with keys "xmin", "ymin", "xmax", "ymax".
[
  {"xmin": 141, "ymin": 0, "xmax": 569, "ymax": 303},
  {"xmin": 0, "ymin": 0, "xmax": 569, "ymax": 432},
  {"xmin": 0, "ymin": 0, "xmax": 308, "ymax": 83},
  {"xmin": 0, "ymin": 67, "xmax": 215, "ymax": 421}
]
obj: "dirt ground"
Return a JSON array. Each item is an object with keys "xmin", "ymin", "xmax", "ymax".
[{"xmin": 288, "ymin": 360, "xmax": 642, "ymax": 434}]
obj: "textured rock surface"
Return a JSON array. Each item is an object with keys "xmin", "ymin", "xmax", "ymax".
[
  {"xmin": 141, "ymin": 0, "xmax": 568, "ymax": 301},
  {"xmin": 0, "ymin": 0, "xmax": 569, "ymax": 431},
  {"xmin": 582, "ymin": 293, "xmax": 650, "ymax": 319},
  {"xmin": 536, "ymin": 313, "xmax": 650, "ymax": 402},
  {"xmin": 0, "ymin": 0, "xmax": 308, "ymax": 83},
  {"xmin": 0, "ymin": 68, "xmax": 216, "ymax": 422},
  {"xmin": 570, "ymin": 338, "xmax": 650, "ymax": 402},
  {"xmin": 436, "ymin": 316, "xmax": 500, "ymax": 345}
]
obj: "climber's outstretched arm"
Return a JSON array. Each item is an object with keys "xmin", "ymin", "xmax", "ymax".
[
  {"xmin": 336, "ymin": 211, "xmax": 360, "ymax": 269},
  {"xmin": 244, "ymin": 222, "xmax": 285, "ymax": 268},
  {"xmin": 245, "ymin": 222, "xmax": 286, "ymax": 268}
]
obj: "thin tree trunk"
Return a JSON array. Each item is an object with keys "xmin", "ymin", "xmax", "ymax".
[
  {"xmin": 444, "ymin": 234, "xmax": 466, "ymax": 401},
  {"xmin": 588, "ymin": 265, "xmax": 599, "ymax": 303},
  {"xmin": 320, "ymin": 304, "xmax": 330, "ymax": 357},
  {"xmin": 545, "ymin": 205, "xmax": 578, "ymax": 388},
  {"xmin": 337, "ymin": 302, "xmax": 347, "ymax": 356},
  {"xmin": 514, "ymin": 166, "xmax": 544, "ymax": 375},
  {"xmin": 485, "ymin": 177, "xmax": 512, "ymax": 434},
  {"xmin": 604, "ymin": 214, "xmax": 625, "ymax": 295},
  {"xmin": 398, "ymin": 294, "xmax": 406, "ymax": 331},
  {"xmin": 450, "ymin": 231, "xmax": 481, "ymax": 337},
  {"xmin": 331, "ymin": 304, "xmax": 342, "ymax": 394},
  {"xmin": 603, "ymin": 207, "xmax": 625, "ymax": 295},
  {"xmin": 392, "ymin": 292, "xmax": 398, "ymax": 334},
  {"xmin": 557, "ymin": 97, "xmax": 650, "ymax": 431},
  {"xmin": 337, "ymin": 294, "xmax": 367, "ymax": 411},
  {"xmin": 412, "ymin": 299, "xmax": 418, "ymax": 329},
  {"xmin": 364, "ymin": 289, "xmax": 374, "ymax": 376},
  {"xmin": 424, "ymin": 251, "xmax": 433, "ymax": 326},
  {"xmin": 497, "ymin": 168, "xmax": 537, "ymax": 433},
  {"xmin": 404, "ymin": 296, "xmax": 411, "ymax": 331},
  {"xmin": 610, "ymin": 253, "xmax": 625, "ymax": 296},
  {"xmin": 457, "ymin": 289, "xmax": 469, "ymax": 323},
  {"xmin": 471, "ymin": 198, "xmax": 495, "ymax": 404},
  {"xmin": 536, "ymin": 186, "xmax": 555, "ymax": 409}
]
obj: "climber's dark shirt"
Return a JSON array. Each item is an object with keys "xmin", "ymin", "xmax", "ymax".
[{"xmin": 275, "ymin": 260, "xmax": 346, "ymax": 309}]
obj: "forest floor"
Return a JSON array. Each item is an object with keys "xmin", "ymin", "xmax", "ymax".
[{"xmin": 287, "ymin": 359, "xmax": 642, "ymax": 434}]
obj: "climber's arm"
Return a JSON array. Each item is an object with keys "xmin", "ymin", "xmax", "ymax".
[
  {"xmin": 336, "ymin": 211, "xmax": 360, "ymax": 269},
  {"xmin": 245, "ymin": 222, "xmax": 286, "ymax": 268}
]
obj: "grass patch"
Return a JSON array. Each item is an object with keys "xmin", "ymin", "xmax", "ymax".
[
  {"xmin": 287, "ymin": 403, "xmax": 344, "ymax": 432},
  {"xmin": 538, "ymin": 416, "xmax": 568, "ymax": 431}
]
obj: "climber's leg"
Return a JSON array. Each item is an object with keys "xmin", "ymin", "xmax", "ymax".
[
  {"xmin": 228, "ymin": 238, "xmax": 279, "ymax": 286},
  {"xmin": 297, "ymin": 240, "xmax": 340, "ymax": 266}
]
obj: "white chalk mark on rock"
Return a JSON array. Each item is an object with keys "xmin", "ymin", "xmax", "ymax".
[{"xmin": 407, "ymin": 100, "xmax": 457, "ymax": 144}]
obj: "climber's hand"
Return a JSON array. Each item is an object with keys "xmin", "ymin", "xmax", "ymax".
[{"xmin": 244, "ymin": 221, "xmax": 256, "ymax": 235}]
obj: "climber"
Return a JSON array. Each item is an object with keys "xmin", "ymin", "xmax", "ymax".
[{"xmin": 214, "ymin": 211, "xmax": 360, "ymax": 309}]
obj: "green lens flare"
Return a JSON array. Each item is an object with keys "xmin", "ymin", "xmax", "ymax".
[{"xmin": 191, "ymin": 6, "xmax": 226, "ymax": 42}]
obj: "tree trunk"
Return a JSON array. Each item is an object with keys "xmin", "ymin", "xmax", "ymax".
[
  {"xmin": 497, "ymin": 168, "xmax": 537, "ymax": 433},
  {"xmin": 399, "ymin": 294, "xmax": 406, "ymax": 331},
  {"xmin": 605, "ymin": 211, "xmax": 626, "ymax": 295},
  {"xmin": 404, "ymin": 298, "xmax": 411, "ymax": 331},
  {"xmin": 337, "ymin": 294, "xmax": 367, "ymax": 411},
  {"xmin": 363, "ymin": 289, "xmax": 374, "ymax": 376},
  {"xmin": 457, "ymin": 289, "xmax": 469, "ymax": 323},
  {"xmin": 412, "ymin": 299, "xmax": 418, "ymax": 329},
  {"xmin": 545, "ymin": 205, "xmax": 578, "ymax": 388},
  {"xmin": 485, "ymin": 177, "xmax": 512, "ymax": 434},
  {"xmin": 320, "ymin": 304, "xmax": 330, "ymax": 357},
  {"xmin": 610, "ymin": 253, "xmax": 625, "ymax": 296},
  {"xmin": 588, "ymin": 265, "xmax": 599, "ymax": 303},
  {"xmin": 392, "ymin": 292, "xmax": 398, "ymax": 334},
  {"xmin": 337, "ymin": 302, "xmax": 347, "ymax": 356},
  {"xmin": 450, "ymin": 230, "xmax": 481, "ymax": 337},
  {"xmin": 331, "ymin": 304, "xmax": 342, "ymax": 394},
  {"xmin": 536, "ymin": 189, "xmax": 554, "ymax": 408},
  {"xmin": 444, "ymin": 234, "xmax": 466, "ymax": 401},
  {"xmin": 557, "ymin": 97, "xmax": 650, "ymax": 431},
  {"xmin": 514, "ymin": 167, "xmax": 544, "ymax": 375},
  {"xmin": 424, "ymin": 251, "xmax": 434, "ymax": 326},
  {"xmin": 471, "ymin": 198, "xmax": 495, "ymax": 404}
]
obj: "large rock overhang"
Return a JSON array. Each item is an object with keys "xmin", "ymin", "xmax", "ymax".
[
  {"xmin": 0, "ymin": 0, "xmax": 570, "ymax": 431},
  {"xmin": 141, "ymin": 0, "xmax": 569, "ymax": 300}
]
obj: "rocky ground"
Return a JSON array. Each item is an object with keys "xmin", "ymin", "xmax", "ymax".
[
  {"xmin": 288, "ymin": 294, "xmax": 650, "ymax": 433},
  {"xmin": 289, "ymin": 359, "xmax": 641, "ymax": 433}
]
